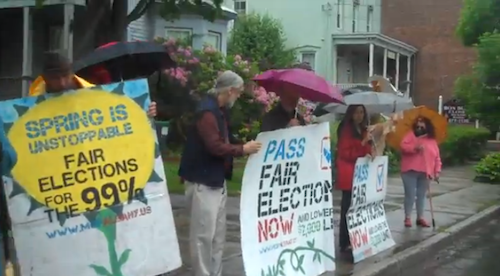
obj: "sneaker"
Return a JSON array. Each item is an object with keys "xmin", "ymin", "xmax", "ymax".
[
  {"xmin": 416, "ymin": 218, "xmax": 430, "ymax": 228},
  {"xmin": 404, "ymin": 217, "xmax": 412, "ymax": 228}
]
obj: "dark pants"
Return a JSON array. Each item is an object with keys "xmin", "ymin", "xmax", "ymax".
[
  {"xmin": 339, "ymin": 190, "xmax": 352, "ymax": 250},
  {"xmin": 0, "ymin": 181, "xmax": 10, "ymax": 261}
]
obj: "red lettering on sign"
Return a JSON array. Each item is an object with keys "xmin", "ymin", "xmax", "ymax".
[
  {"xmin": 257, "ymin": 213, "xmax": 295, "ymax": 243},
  {"xmin": 350, "ymin": 227, "xmax": 369, "ymax": 249}
]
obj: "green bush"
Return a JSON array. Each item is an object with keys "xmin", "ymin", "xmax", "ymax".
[
  {"xmin": 439, "ymin": 125, "xmax": 490, "ymax": 165},
  {"xmin": 474, "ymin": 153, "xmax": 500, "ymax": 184}
]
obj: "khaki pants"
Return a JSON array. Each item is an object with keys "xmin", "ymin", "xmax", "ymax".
[{"xmin": 185, "ymin": 182, "xmax": 227, "ymax": 276}]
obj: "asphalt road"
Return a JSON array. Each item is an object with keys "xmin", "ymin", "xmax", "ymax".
[{"xmin": 401, "ymin": 218, "xmax": 500, "ymax": 276}]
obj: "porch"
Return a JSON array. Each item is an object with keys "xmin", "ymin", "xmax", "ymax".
[
  {"xmin": 332, "ymin": 33, "xmax": 417, "ymax": 96},
  {"xmin": 0, "ymin": 3, "xmax": 90, "ymax": 100}
]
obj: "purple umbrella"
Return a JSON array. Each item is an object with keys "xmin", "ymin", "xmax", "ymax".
[{"xmin": 253, "ymin": 69, "xmax": 344, "ymax": 104}]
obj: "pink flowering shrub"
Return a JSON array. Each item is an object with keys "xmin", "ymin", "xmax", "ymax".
[{"xmin": 154, "ymin": 37, "xmax": 277, "ymax": 141}]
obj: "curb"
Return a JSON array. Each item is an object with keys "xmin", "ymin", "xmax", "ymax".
[{"xmin": 356, "ymin": 204, "xmax": 500, "ymax": 276}]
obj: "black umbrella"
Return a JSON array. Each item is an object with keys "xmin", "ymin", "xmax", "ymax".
[{"xmin": 73, "ymin": 41, "xmax": 176, "ymax": 84}]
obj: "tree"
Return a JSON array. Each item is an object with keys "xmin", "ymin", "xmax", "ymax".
[
  {"xmin": 36, "ymin": 0, "xmax": 223, "ymax": 56},
  {"xmin": 228, "ymin": 13, "xmax": 296, "ymax": 71},
  {"xmin": 455, "ymin": 0, "xmax": 500, "ymax": 132},
  {"xmin": 456, "ymin": 0, "xmax": 500, "ymax": 46}
]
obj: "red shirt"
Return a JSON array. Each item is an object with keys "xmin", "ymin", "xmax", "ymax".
[
  {"xmin": 335, "ymin": 123, "xmax": 371, "ymax": 191},
  {"xmin": 196, "ymin": 112, "xmax": 243, "ymax": 157}
]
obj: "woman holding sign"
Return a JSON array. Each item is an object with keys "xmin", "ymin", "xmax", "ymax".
[{"xmin": 335, "ymin": 105, "xmax": 372, "ymax": 254}]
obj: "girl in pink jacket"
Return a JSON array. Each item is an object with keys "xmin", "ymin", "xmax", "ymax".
[{"xmin": 400, "ymin": 117, "xmax": 442, "ymax": 228}]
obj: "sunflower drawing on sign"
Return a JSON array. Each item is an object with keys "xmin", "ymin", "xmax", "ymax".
[{"xmin": 1, "ymin": 80, "xmax": 164, "ymax": 276}]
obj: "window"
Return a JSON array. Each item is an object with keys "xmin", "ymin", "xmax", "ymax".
[
  {"xmin": 352, "ymin": 3, "xmax": 359, "ymax": 32},
  {"xmin": 165, "ymin": 27, "xmax": 192, "ymax": 43},
  {"xmin": 48, "ymin": 26, "xmax": 63, "ymax": 51},
  {"xmin": 234, "ymin": 1, "xmax": 246, "ymax": 15},
  {"xmin": 367, "ymin": 6, "xmax": 373, "ymax": 32},
  {"xmin": 336, "ymin": 0, "xmax": 343, "ymax": 29},
  {"xmin": 300, "ymin": 52, "xmax": 316, "ymax": 71},
  {"xmin": 205, "ymin": 31, "xmax": 221, "ymax": 50}
]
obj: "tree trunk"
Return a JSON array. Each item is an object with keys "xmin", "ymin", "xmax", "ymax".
[
  {"xmin": 110, "ymin": 0, "xmax": 129, "ymax": 42},
  {"xmin": 75, "ymin": 0, "xmax": 112, "ymax": 56}
]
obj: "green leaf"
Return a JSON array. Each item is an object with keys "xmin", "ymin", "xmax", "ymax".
[
  {"xmin": 266, "ymin": 266, "xmax": 273, "ymax": 276},
  {"xmin": 306, "ymin": 239, "xmax": 315, "ymax": 248},
  {"xmin": 298, "ymin": 254, "xmax": 304, "ymax": 266},
  {"xmin": 261, "ymin": 269, "xmax": 266, "ymax": 276},
  {"xmin": 279, "ymin": 270, "xmax": 285, "ymax": 276},
  {"xmin": 118, "ymin": 249, "xmax": 132, "ymax": 266},
  {"xmin": 89, "ymin": 264, "xmax": 112, "ymax": 276},
  {"xmin": 299, "ymin": 266, "xmax": 306, "ymax": 275},
  {"xmin": 313, "ymin": 252, "xmax": 322, "ymax": 264},
  {"xmin": 278, "ymin": 259, "xmax": 285, "ymax": 269}
]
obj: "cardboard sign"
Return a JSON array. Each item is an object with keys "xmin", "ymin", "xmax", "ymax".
[
  {"xmin": 347, "ymin": 156, "xmax": 395, "ymax": 263},
  {"xmin": 240, "ymin": 123, "xmax": 335, "ymax": 276},
  {"xmin": 0, "ymin": 79, "xmax": 181, "ymax": 276}
]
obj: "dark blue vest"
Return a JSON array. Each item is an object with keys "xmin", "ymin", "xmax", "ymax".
[{"xmin": 178, "ymin": 96, "xmax": 231, "ymax": 188}]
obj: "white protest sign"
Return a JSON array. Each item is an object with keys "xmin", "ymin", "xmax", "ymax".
[
  {"xmin": 347, "ymin": 156, "xmax": 395, "ymax": 263},
  {"xmin": 240, "ymin": 123, "xmax": 335, "ymax": 276},
  {"xmin": 0, "ymin": 80, "xmax": 181, "ymax": 276}
]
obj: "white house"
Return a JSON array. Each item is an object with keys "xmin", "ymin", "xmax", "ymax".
[
  {"xmin": 127, "ymin": 0, "xmax": 237, "ymax": 53},
  {"xmin": 238, "ymin": 0, "xmax": 417, "ymax": 96},
  {"xmin": 0, "ymin": 0, "xmax": 236, "ymax": 100}
]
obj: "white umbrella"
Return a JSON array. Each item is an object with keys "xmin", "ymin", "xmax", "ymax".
[{"xmin": 323, "ymin": 92, "xmax": 414, "ymax": 114}]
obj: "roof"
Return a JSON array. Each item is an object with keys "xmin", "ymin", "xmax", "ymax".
[{"xmin": 332, "ymin": 33, "xmax": 418, "ymax": 56}]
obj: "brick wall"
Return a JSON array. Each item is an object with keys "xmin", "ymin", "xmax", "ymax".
[{"xmin": 382, "ymin": 0, "xmax": 476, "ymax": 108}]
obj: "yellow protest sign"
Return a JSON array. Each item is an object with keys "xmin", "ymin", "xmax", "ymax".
[{"xmin": 8, "ymin": 89, "xmax": 155, "ymax": 215}]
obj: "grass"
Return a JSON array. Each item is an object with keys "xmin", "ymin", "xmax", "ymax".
[{"xmin": 164, "ymin": 159, "xmax": 245, "ymax": 196}]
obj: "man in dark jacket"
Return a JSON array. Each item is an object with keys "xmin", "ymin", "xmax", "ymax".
[
  {"xmin": 178, "ymin": 71, "xmax": 261, "ymax": 276},
  {"xmin": 260, "ymin": 62, "xmax": 312, "ymax": 132},
  {"xmin": 260, "ymin": 90, "xmax": 306, "ymax": 132}
]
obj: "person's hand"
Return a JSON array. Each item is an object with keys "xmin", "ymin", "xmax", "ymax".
[
  {"xmin": 147, "ymin": 101, "xmax": 157, "ymax": 117},
  {"xmin": 361, "ymin": 135, "xmax": 372, "ymax": 146},
  {"xmin": 365, "ymin": 153, "xmax": 374, "ymax": 161},
  {"xmin": 434, "ymin": 173, "xmax": 440, "ymax": 182},
  {"xmin": 288, "ymin": 118, "xmax": 301, "ymax": 127},
  {"xmin": 243, "ymin": 140, "xmax": 262, "ymax": 155}
]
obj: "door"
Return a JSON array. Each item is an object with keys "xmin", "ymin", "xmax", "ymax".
[{"xmin": 336, "ymin": 57, "xmax": 352, "ymax": 83}]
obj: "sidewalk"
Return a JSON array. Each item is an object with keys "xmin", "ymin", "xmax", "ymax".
[{"xmin": 167, "ymin": 165, "xmax": 500, "ymax": 276}]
